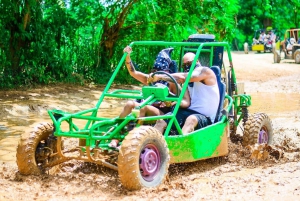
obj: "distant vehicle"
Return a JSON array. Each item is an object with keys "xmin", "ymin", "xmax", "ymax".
[
  {"xmin": 274, "ymin": 28, "xmax": 300, "ymax": 64},
  {"xmin": 250, "ymin": 28, "xmax": 280, "ymax": 53}
]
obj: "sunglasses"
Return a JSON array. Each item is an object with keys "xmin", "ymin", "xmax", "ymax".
[{"xmin": 182, "ymin": 61, "xmax": 193, "ymax": 72}]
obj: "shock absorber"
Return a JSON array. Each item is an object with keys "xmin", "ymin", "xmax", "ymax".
[
  {"xmin": 241, "ymin": 105, "xmax": 249, "ymax": 125},
  {"xmin": 36, "ymin": 141, "xmax": 51, "ymax": 164},
  {"xmin": 46, "ymin": 135, "xmax": 58, "ymax": 153},
  {"xmin": 231, "ymin": 77, "xmax": 236, "ymax": 94}
]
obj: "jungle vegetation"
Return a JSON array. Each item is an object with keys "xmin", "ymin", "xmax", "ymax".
[{"xmin": 0, "ymin": 0, "xmax": 299, "ymax": 88}]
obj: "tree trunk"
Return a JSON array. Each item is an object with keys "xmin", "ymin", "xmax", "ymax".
[
  {"xmin": 97, "ymin": 0, "xmax": 137, "ymax": 72},
  {"xmin": 6, "ymin": 0, "xmax": 32, "ymax": 76}
]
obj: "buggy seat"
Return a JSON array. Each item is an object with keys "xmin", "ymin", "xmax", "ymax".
[{"xmin": 210, "ymin": 66, "xmax": 226, "ymax": 123}]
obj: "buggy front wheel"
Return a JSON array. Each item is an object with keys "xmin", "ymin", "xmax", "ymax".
[
  {"xmin": 244, "ymin": 42, "xmax": 249, "ymax": 54},
  {"xmin": 118, "ymin": 126, "xmax": 170, "ymax": 190},
  {"xmin": 274, "ymin": 50, "xmax": 281, "ymax": 63}
]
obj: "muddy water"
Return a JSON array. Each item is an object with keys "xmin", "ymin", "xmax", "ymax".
[
  {"xmin": 1, "ymin": 91, "xmax": 299, "ymax": 164},
  {"xmin": 250, "ymin": 92, "xmax": 300, "ymax": 118},
  {"xmin": 0, "ymin": 97, "xmax": 125, "ymax": 164}
]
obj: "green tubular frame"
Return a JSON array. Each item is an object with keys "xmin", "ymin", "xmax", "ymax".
[
  {"xmin": 227, "ymin": 66, "xmax": 252, "ymax": 127},
  {"xmin": 47, "ymin": 40, "xmax": 248, "ymax": 162}
]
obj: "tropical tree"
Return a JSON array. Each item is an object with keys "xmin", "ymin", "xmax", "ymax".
[
  {"xmin": 0, "ymin": 0, "xmax": 250, "ymax": 88},
  {"xmin": 236, "ymin": 0, "xmax": 300, "ymax": 49}
]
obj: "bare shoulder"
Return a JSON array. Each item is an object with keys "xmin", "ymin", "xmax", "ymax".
[{"xmin": 194, "ymin": 66, "xmax": 212, "ymax": 75}]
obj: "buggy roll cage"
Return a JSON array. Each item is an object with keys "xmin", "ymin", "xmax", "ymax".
[{"xmin": 48, "ymin": 41, "xmax": 251, "ymax": 146}]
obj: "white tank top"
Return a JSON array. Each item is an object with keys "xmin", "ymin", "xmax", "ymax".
[{"xmin": 188, "ymin": 82, "xmax": 220, "ymax": 121}]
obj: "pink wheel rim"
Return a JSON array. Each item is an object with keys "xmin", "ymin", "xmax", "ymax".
[
  {"xmin": 259, "ymin": 126, "xmax": 269, "ymax": 144},
  {"xmin": 139, "ymin": 144, "xmax": 160, "ymax": 181}
]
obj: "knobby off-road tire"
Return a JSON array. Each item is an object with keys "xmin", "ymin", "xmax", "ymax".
[
  {"xmin": 242, "ymin": 113, "xmax": 273, "ymax": 146},
  {"xmin": 244, "ymin": 42, "xmax": 249, "ymax": 54},
  {"xmin": 274, "ymin": 50, "xmax": 281, "ymax": 63},
  {"xmin": 118, "ymin": 126, "xmax": 170, "ymax": 190},
  {"xmin": 294, "ymin": 49, "xmax": 300, "ymax": 64},
  {"xmin": 16, "ymin": 122, "xmax": 58, "ymax": 175}
]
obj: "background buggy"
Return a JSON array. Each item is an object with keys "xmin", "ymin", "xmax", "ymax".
[
  {"xmin": 249, "ymin": 28, "xmax": 279, "ymax": 53},
  {"xmin": 274, "ymin": 28, "xmax": 300, "ymax": 64}
]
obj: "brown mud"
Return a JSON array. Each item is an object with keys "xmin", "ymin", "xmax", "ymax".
[{"xmin": 0, "ymin": 52, "xmax": 300, "ymax": 200}]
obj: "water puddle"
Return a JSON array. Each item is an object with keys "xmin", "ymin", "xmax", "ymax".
[
  {"xmin": 0, "ymin": 92, "xmax": 299, "ymax": 163},
  {"xmin": 249, "ymin": 92, "xmax": 300, "ymax": 118},
  {"xmin": 0, "ymin": 98, "xmax": 125, "ymax": 163}
]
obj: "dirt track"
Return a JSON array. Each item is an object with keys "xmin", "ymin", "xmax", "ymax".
[{"xmin": 0, "ymin": 51, "xmax": 300, "ymax": 200}]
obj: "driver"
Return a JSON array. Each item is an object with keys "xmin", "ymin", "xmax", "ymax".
[
  {"xmin": 109, "ymin": 46, "xmax": 190, "ymax": 148},
  {"xmin": 119, "ymin": 46, "xmax": 190, "ymax": 118},
  {"xmin": 152, "ymin": 52, "xmax": 220, "ymax": 135},
  {"xmin": 268, "ymin": 30, "xmax": 276, "ymax": 43}
]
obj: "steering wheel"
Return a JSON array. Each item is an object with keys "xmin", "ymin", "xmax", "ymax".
[{"xmin": 150, "ymin": 71, "xmax": 179, "ymax": 97}]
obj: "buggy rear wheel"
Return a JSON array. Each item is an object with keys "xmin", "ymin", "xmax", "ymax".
[
  {"xmin": 294, "ymin": 49, "xmax": 300, "ymax": 64},
  {"xmin": 242, "ymin": 113, "xmax": 273, "ymax": 146},
  {"xmin": 118, "ymin": 126, "xmax": 169, "ymax": 190},
  {"xmin": 16, "ymin": 122, "xmax": 60, "ymax": 175}
]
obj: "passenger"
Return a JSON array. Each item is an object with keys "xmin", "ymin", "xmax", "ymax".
[
  {"xmin": 267, "ymin": 30, "xmax": 276, "ymax": 43},
  {"xmin": 152, "ymin": 52, "xmax": 220, "ymax": 135},
  {"xmin": 109, "ymin": 46, "xmax": 190, "ymax": 148},
  {"xmin": 259, "ymin": 30, "xmax": 266, "ymax": 43},
  {"xmin": 287, "ymin": 38, "xmax": 296, "ymax": 50}
]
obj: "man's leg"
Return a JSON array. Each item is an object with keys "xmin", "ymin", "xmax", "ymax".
[
  {"xmin": 182, "ymin": 115, "xmax": 198, "ymax": 134},
  {"xmin": 110, "ymin": 100, "xmax": 140, "ymax": 149},
  {"xmin": 139, "ymin": 105, "xmax": 164, "ymax": 117},
  {"xmin": 119, "ymin": 100, "xmax": 139, "ymax": 118},
  {"xmin": 154, "ymin": 119, "xmax": 167, "ymax": 134},
  {"xmin": 154, "ymin": 109, "xmax": 190, "ymax": 135},
  {"xmin": 182, "ymin": 114, "xmax": 212, "ymax": 134},
  {"xmin": 138, "ymin": 105, "xmax": 165, "ymax": 125}
]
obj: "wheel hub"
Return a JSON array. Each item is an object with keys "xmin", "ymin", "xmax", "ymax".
[
  {"xmin": 139, "ymin": 144, "xmax": 160, "ymax": 181},
  {"xmin": 259, "ymin": 126, "xmax": 269, "ymax": 144}
]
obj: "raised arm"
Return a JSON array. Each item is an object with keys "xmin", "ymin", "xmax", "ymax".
[{"xmin": 124, "ymin": 46, "xmax": 148, "ymax": 85}]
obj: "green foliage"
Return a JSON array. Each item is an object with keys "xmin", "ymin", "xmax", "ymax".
[
  {"xmin": 2, "ymin": 0, "xmax": 298, "ymax": 88},
  {"xmin": 235, "ymin": 0, "xmax": 300, "ymax": 49}
]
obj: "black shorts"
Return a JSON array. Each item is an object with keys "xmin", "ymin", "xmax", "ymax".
[
  {"xmin": 165, "ymin": 108, "xmax": 212, "ymax": 130},
  {"xmin": 159, "ymin": 107, "xmax": 172, "ymax": 114},
  {"xmin": 152, "ymin": 101, "xmax": 172, "ymax": 114}
]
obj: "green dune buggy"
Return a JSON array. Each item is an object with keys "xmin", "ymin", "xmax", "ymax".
[{"xmin": 16, "ymin": 34, "xmax": 273, "ymax": 190}]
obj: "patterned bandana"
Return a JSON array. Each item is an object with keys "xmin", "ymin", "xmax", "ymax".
[
  {"xmin": 153, "ymin": 48, "xmax": 174, "ymax": 72},
  {"xmin": 152, "ymin": 48, "xmax": 178, "ymax": 87}
]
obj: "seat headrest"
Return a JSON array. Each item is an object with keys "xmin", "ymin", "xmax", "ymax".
[{"xmin": 210, "ymin": 66, "xmax": 221, "ymax": 77}]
